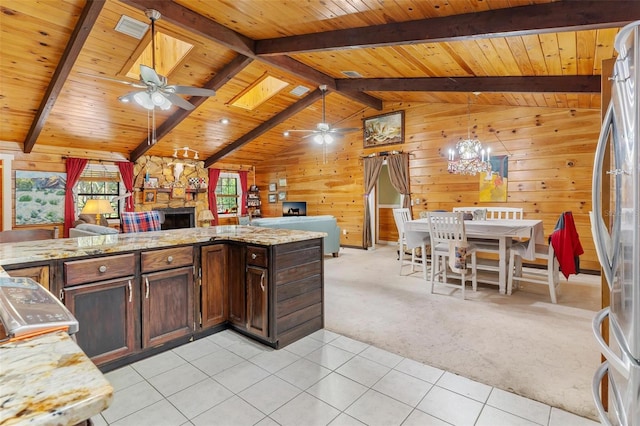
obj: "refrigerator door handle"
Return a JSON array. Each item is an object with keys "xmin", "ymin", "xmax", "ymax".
[
  {"xmin": 592, "ymin": 361, "xmax": 614, "ymax": 426},
  {"xmin": 590, "ymin": 101, "xmax": 618, "ymax": 288},
  {"xmin": 592, "ymin": 361, "xmax": 628, "ymax": 426},
  {"xmin": 592, "ymin": 307, "xmax": 632, "ymax": 380}
]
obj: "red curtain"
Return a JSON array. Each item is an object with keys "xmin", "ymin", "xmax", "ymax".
[
  {"xmin": 116, "ymin": 161, "xmax": 134, "ymax": 212},
  {"xmin": 208, "ymin": 168, "xmax": 221, "ymax": 225},
  {"xmin": 64, "ymin": 158, "xmax": 88, "ymax": 237},
  {"xmin": 238, "ymin": 170, "xmax": 248, "ymax": 215}
]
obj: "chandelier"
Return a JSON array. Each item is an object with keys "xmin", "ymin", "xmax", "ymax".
[{"xmin": 447, "ymin": 95, "xmax": 491, "ymax": 175}]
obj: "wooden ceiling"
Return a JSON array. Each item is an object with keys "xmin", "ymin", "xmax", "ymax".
[{"xmin": 0, "ymin": 0, "xmax": 636, "ymax": 167}]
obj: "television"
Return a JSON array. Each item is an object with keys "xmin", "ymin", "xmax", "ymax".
[{"xmin": 282, "ymin": 201, "xmax": 307, "ymax": 217}]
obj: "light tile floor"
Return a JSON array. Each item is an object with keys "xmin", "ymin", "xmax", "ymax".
[{"xmin": 91, "ymin": 329, "xmax": 600, "ymax": 426}]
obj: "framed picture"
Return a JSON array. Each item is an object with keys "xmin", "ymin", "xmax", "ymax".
[
  {"xmin": 171, "ymin": 186, "xmax": 186, "ymax": 199},
  {"xmin": 15, "ymin": 171, "xmax": 66, "ymax": 225},
  {"xmin": 144, "ymin": 177, "xmax": 158, "ymax": 188},
  {"xmin": 363, "ymin": 110, "xmax": 405, "ymax": 148},
  {"xmin": 268, "ymin": 193, "xmax": 277, "ymax": 203},
  {"xmin": 278, "ymin": 178, "xmax": 287, "ymax": 187},
  {"xmin": 269, "ymin": 183, "xmax": 277, "ymax": 192},
  {"xmin": 143, "ymin": 189, "xmax": 157, "ymax": 204},
  {"xmin": 278, "ymin": 191, "xmax": 286, "ymax": 201}
]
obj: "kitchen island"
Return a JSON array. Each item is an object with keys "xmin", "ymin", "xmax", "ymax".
[{"xmin": 0, "ymin": 225, "xmax": 326, "ymax": 371}]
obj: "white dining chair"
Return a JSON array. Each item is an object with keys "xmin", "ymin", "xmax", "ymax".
[
  {"xmin": 508, "ymin": 242, "xmax": 561, "ymax": 303},
  {"xmin": 427, "ymin": 212, "xmax": 477, "ymax": 299},
  {"xmin": 392, "ymin": 208, "xmax": 427, "ymax": 277},
  {"xmin": 485, "ymin": 207, "xmax": 524, "ymax": 220}
]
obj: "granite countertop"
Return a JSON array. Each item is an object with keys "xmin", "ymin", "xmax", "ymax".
[
  {"xmin": 0, "ymin": 225, "xmax": 326, "ymax": 269},
  {"xmin": 0, "ymin": 331, "xmax": 113, "ymax": 425}
]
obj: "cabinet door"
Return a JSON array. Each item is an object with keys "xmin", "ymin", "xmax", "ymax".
[
  {"xmin": 200, "ymin": 245, "xmax": 228, "ymax": 329},
  {"xmin": 246, "ymin": 265, "xmax": 268, "ymax": 337},
  {"xmin": 64, "ymin": 277, "xmax": 136, "ymax": 365},
  {"xmin": 228, "ymin": 244, "xmax": 245, "ymax": 326},
  {"xmin": 142, "ymin": 266, "xmax": 194, "ymax": 348},
  {"xmin": 7, "ymin": 265, "xmax": 50, "ymax": 290}
]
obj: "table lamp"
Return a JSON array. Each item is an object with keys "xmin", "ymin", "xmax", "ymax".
[
  {"xmin": 198, "ymin": 210, "xmax": 214, "ymax": 227},
  {"xmin": 81, "ymin": 199, "xmax": 114, "ymax": 224}
]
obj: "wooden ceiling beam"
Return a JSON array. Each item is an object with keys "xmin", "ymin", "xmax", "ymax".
[
  {"xmin": 204, "ymin": 89, "xmax": 324, "ymax": 167},
  {"xmin": 256, "ymin": 1, "xmax": 640, "ymax": 55},
  {"xmin": 337, "ymin": 76, "xmax": 601, "ymax": 94},
  {"xmin": 118, "ymin": 0, "xmax": 381, "ymax": 110},
  {"xmin": 130, "ymin": 55, "xmax": 255, "ymax": 162},
  {"xmin": 23, "ymin": 0, "xmax": 105, "ymax": 153}
]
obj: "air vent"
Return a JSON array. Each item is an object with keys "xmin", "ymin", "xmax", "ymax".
[
  {"xmin": 115, "ymin": 15, "xmax": 149, "ymax": 39},
  {"xmin": 289, "ymin": 85, "xmax": 310, "ymax": 97},
  {"xmin": 342, "ymin": 71, "xmax": 363, "ymax": 78}
]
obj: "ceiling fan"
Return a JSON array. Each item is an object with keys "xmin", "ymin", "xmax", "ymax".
[
  {"xmin": 84, "ymin": 9, "xmax": 215, "ymax": 111},
  {"xmin": 287, "ymin": 85, "xmax": 360, "ymax": 144}
]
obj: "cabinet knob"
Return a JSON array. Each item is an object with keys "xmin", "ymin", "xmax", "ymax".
[
  {"xmin": 167, "ymin": 255, "xmax": 174, "ymax": 263},
  {"xmin": 98, "ymin": 265, "xmax": 107, "ymax": 273},
  {"xmin": 251, "ymin": 253, "xmax": 257, "ymax": 260}
]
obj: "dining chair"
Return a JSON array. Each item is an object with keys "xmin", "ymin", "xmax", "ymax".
[
  {"xmin": 427, "ymin": 212, "xmax": 477, "ymax": 299},
  {"xmin": 392, "ymin": 208, "xmax": 426, "ymax": 276},
  {"xmin": 485, "ymin": 207, "xmax": 524, "ymax": 220},
  {"xmin": 0, "ymin": 227, "xmax": 59, "ymax": 243},
  {"xmin": 507, "ymin": 242, "xmax": 560, "ymax": 303}
]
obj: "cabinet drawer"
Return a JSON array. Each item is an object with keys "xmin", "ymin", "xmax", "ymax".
[
  {"xmin": 141, "ymin": 246, "xmax": 193, "ymax": 273},
  {"xmin": 65, "ymin": 254, "xmax": 136, "ymax": 286},
  {"xmin": 246, "ymin": 246, "xmax": 268, "ymax": 267}
]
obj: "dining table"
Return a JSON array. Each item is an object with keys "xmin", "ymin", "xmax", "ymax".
[{"xmin": 404, "ymin": 218, "xmax": 545, "ymax": 294}]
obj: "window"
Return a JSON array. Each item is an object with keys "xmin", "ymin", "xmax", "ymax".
[
  {"xmin": 215, "ymin": 173, "xmax": 242, "ymax": 215},
  {"xmin": 76, "ymin": 164, "xmax": 123, "ymax": 219}
]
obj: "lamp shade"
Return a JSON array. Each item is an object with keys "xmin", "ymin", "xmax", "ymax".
[
  {"xmin": 81, "ymin": 199, "xmax": 115, "ymax": 223},
  {"xmin": 198, "ymin": 210, "xmax": 214, "ymax": 227}
]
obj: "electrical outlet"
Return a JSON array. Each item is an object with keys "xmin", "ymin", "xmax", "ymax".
[{"xmin": 342, "ymin": 229, "xmax": 347, "ymax": 235}]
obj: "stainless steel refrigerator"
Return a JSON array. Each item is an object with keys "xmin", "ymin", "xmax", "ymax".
[{"xmin": 591, "ymin": 20, "xmax": 640, "ymax": 426}]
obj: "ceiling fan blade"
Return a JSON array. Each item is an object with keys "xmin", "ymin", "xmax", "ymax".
[
  {"xmin": 286, "ymin": 129, "xmax": 318, "ymax": 133},
  {"xmin": 328, "ymin": 127, "xmax": 361, "ymax": 134},
  {"xmin": 140, "ymin": 64, "xmax": 163, "ymax": 86},
  {"xmin": 168, "ymin": 85, "xmax": 216, "ymax": 97},
  {"xmin": 162, "ymin": 92, "xmax": 195, "ymax": 110},
  {"xmin": 78, "ymin": 72, "xmax": 147, "ymax": 88}
]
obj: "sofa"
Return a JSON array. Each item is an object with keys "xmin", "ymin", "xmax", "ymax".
[
  {"xmin": 69, "ymin": 223, "xmax": 119, "ymax": 237},
  {"xmin": 249, "ymin": 215, "xmax": 341, "ymax": 256}
]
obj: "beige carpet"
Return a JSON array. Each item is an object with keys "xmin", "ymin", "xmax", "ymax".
[{"xmin": 323, "ymin": 245, "xmax": 602, "ymax": 421}]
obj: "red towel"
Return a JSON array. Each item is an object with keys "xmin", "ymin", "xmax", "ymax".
[{"xmin": 550, "ymin": 211, "xmax": 584, "ymax": 279}]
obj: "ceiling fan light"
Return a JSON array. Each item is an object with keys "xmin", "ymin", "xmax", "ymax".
[
  {"xmin": 324, "ymin": 134, "xmax": 334, "ymax": 144},
  {"xmin": 151, "ymin": 92, "xmax": 164, "ymax": 105},
  {"xmin": 133, "ymin": 92, "xmax": 154, "ymax": 110},
  {"xmin": 313, "ymin": 134, "xmax": 323, "ymax": 144}
]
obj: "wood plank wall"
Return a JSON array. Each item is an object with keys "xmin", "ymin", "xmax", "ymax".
[{"xmin": 255, "ymin": 101, "xmax": 602, "ymax": 271}]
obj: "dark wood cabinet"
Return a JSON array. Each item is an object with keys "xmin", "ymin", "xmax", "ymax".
[
  {"xmin": 62, "ymin": 254, "xmax": 138, "ymax": 365},
  {"xmin": 141, "ymin": 266, "xmax": 194, "ymax": 347},
  {"xmin": 246, "ymin": 265, "xmax": 268, "ymax": 337},
  {"xmin": 5, "ymin": 264, "xmax": 50, "ymax": 290},
  {"xmin": 200, "ymin": 245, "xmax": 228, "ymax": 329},
  {"xmin": 64, "ymin": 277, "xmax": 136, "ymax": 365},
  {"xmin": 227, "ymin": 244, "xmax": 245, "ymax": 326},
  {"xmin": 140, "ymin": 247, "xmax": 194, "ymax": 348}
]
